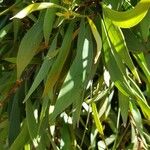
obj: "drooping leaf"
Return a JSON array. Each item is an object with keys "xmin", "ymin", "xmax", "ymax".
[
  {"xmin": 0, "ymin": 22, "xmax": 12, "ymax": 42},
  {"xmin": 104, "ymin": 17, "xmax": 140, "ymax": 82},
  {"xmin": 26, "ymin": 99, "xmax": 38, "ymax": 147},
  {"xmin": 140, "ymin": 10, "xmax": 150, "ymax": 42},
  {"xmin": 8, "ymin": 90, "xmax": 20, "ymax": 145},
  {"xmin": 87, "ymin": 17, "xmax": 102, "ymax": 63},
  {"xmin": 23, "ymin": 35, "xmax": 58, "ymax": 102},
  {"xmin": 49, "ymin": 21, "xmax": 94, "ymax": 125},
  {"xmin": 118, "ymin": 91, "xmax": 129, "ymax": 126},
  {"xmin": 103, "ymin": 0, "xmax": 150, "ymax": 28},
  {"xmin": 43, "ymin": 0, "xmax": 59, "ymax": 45},
  {"xmin": 92, "ymin": 102, "xmax": 104, "ymax": 136},
  {"xmin": 11, "ymin": 2, "xmax": 67, "ymax": 19},
  {"xmin": 43, "ymin": 21, "xmax": 74, "ymax": 98},
  {"xmin": 10, "ymin": 120, "xmax": 30, "ymax": 150},
  {"xmin": 17, "ymin": 15, "xmax": 43, "ymax": 79}
]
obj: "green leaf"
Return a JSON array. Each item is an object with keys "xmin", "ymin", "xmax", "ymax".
[
  {"xmin": 0, "ymin": 22, "xmax": 12, "ymax": 42},
  {"xmin": 87, "ymin": 17, "xmax": 102, "ymax": 63},
  {"xmin": 49, "ymin": 21, "xmax": 93, "ymax": 125},
  {"xmin": 102, "ymin": 19, "xmax": 131, "ymax": 96},
  {"xmin": 140, "ymin": 10, "xmax": 150, "ymax": 42},
  {"xmin": 103, "ymin": 0, "xmax": 150, "ymax": 28},
  {"xmin": 60, "ymin": 124, "xmax": 72, "ymax": 150},
  {"xmin": 118, "ymin": 92, "xmax": 129, "ymax": 126},
  {"xmin": 23, "ymin": 35, "xmax": 58, "ymax": 102},
  {"xmin": 92, "ymin": 102, "xmax": 104, "ymax": 136},
  {"xmin": 8, "ymin": 90, "xmax": 20, "ymax": 145},
  {"xmin": 26, "ymin": 99, "xmax": 38, "ymax": 147},
  {"xmin": 104, "ymin": 17, "xmax": 140, "ymax": 82},
  {"xmin": 129, "ymin": 101, "xmax": 143, "ymax": 132},
  {"xmin": 17, "ymin": 15, "xmax": 43, "ymax": 79},
  {"xmin": 11, "ymin": 2, "xmax": 67, "ymax": 19},
  {"xmin": 43, "ymin": 0, "xmax": 59, "ymax": 45},
  {"xmin": 43, "ymin": 21, "xmax": 74, "ymax": 98},
  {"xmin": 10, "ymin": 120, "xmax": 29, "ymax": 150}
]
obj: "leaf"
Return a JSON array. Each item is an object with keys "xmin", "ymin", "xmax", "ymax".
[
  {"xmin": 60, "ymin": 124, "xmax": 72, "ymax": 150},
  {"xmin": 140, "ymin": 10, "xmax": 150, "ymax": 42},
  {"xmin": 118, "ymin": 91, "xmax": 129, "ymax": 126},
  {"xmin": 92, "ymin": 102, "xmax": 104, "ymax": 136},
  {"xmin": 17, "ymin": 15, "xmax": 43, "ymax": 79},
  {"xmin": 72, "ymin": 21, "xmax": 94, "ymax": 125},
  {"xmin": 0, "ymin": 22, "xmax": 12, "ymax": 42},
  {"xmin": 129, "ymin": 101, "xmax": 143, "ymax": 132},
  {"xmin": 11, "ymin": 2, "xmax": 67, "ymax": 19},
  {"xmin": 103, "ymin": 0, "xmax": 150, "ymax": 28},
  {"xmin": 26, "ymin": 99, "xmax": 38, "ymax": 147},
  {"xmin": 10, "ymin": 120, "xmax": 30, "ymax": 150},
  {"xmin": 49, "ymin": 21, "xmax": 94, "ymax": 125},
  {"xmin": 43, "ymin": 21, "xmax": 74, "ymax": 98},
  {"xmin": 104, "ymin": 17, "xmax": 140, "ymax": 82},
  {"xmin": 87, "ymin": 17, "xmax": 102, "ymax": 63},
  {"xmin": 8, "ymin": 90, "xmax": 20, "ymax": 145},
  {"xmin": 43, "ymin": 0, "xmax": 59, "ymax": 45},
  {"xmin": 23, "ymin": 35, "xmax": 58, "ymax": 102},
  {"xmin": 122, "ymin": 29, "xmax": 145, "ymax": 52},
  {"xmin": 101, "ymin": 19, "xmax": 131, "ymax": 96}
]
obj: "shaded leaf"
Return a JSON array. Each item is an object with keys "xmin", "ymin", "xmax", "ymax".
[{"xmin": 17, "ymin": 15, "xmax": 43, "ymax": 79}]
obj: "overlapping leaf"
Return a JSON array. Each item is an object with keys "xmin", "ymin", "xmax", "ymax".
[
  {"xmin": 103, "ymin": 0, "xmax": 150, "ymax": 28},
  {"xmin": 17, "ymin": 15, "xmax": 43, "ymax": 79}
]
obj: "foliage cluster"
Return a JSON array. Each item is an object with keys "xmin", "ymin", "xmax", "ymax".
[{"xmin": 0, "ymin": 0, "xmax": 150, "ymax": 149}]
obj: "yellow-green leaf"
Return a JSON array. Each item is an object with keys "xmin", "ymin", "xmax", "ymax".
[
  {"xmin": 11, "ymin": 2, "xmax": 66, "ymax": 19},
  {"xmin": 87, "ymin": 17, "xmax": 102, "ymax": 63},
  {"xmin": 103, "ymin": 0, "xmax": 150, "ymax": 28},
  {"xmin": 92, "ymin": 102, "xmax": 104, "ymax": 136}
]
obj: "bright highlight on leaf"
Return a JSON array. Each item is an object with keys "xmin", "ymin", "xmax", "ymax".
[
  {"xmin": 103, "ymin": 0, "xmax": 150, "ymax": 28},
  {"xmin": 11, "ymin": 3, "xmax": 67, "ymax": 19},
  {"xmin": 92, "ymin": 102, "xmax": 104, "ymax": 136},
  {"xmin": 87, "ymin": 17, "xmax": 102, "ymax": 63}
]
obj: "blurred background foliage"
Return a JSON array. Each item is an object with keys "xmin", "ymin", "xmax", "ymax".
[{"xmin": 0, "ymin": 0, "xmax": 150, "ymax": 149}]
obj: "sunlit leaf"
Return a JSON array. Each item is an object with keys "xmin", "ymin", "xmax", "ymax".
[
  {"xmin": 43, "ymin": 21, "xmax": 74, "ymax": 98},
  {"xmin": 104, "ymin": 17, "xmax": 140, "ymax": 82},
  {"xmin": 87, "ymin": 17, "xmax": 102, "ymax": 63},
  {"xmin": 92, "ymin": 102, "xmax": 104, "ymax": 136},
  {"xmin": 103, "ymin": 0, "xmax": 150, "ymax": 28},
  {"xmin": 11, "ymin": 2, "xmax": 67, "ymax": 19}
]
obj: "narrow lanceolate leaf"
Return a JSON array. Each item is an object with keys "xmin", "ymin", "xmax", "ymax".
[
  {"xmin": 10, "ymin": 120, "xmax": 29, "ymax": 150},
  {"xmin": 140, "ymin": 10, "xmax": 150, "ymax": 42},
  {"xmin": 43, "ymin": 0, "xmax": 59, "ymax": 45},
  {"xmin": 101, "ymin": 20, "xmax": 131, "ymax": 97},
  {"xmin": 118, "ymin": 92, "xmax": 129, "ymax": 126},
  {"xmin": 17, "ymin": 16, "xmax": 43, "ymax": 79},
  {"xmin": 11, "ymin": 3, "xmax": 67, "ymax": 19},
  {"xmin": 92, "ymin": 102, "xmax": 104, "ymax": 136},
  {"xmin": 103, "ymin": 0, "xmax": 150, "ymax": 28},
  {"xmin": 23, "ymin": 35, "xmax": 58, "ymax": 103},
  {"xmin": 102, "ymin": 20, "xmax": 150, "ymax": 119},
  {"xmin": 104, "ymin": 17, "xmax": 140, "ymax": 82},
  {"xmin": 26, "ymin": 99, "xmax": 38, "ymax": 147},
  {"xmin": 0, "ymin": 22, "xmax": 12, "ymax": 42},
  {"xmin": 87, "ymin": 17, "xmax": 102, "ymax": 63},
  {"xmin": 8, "ymin": 91, "xmax": 20, "ymax": 145},
  {"xmin": 43, "ymin": 21, "xmax": 74, "ymax": 98},
  {"xmin": 49, "ymin": 20, "xmax": 93, "ymax": 125}
]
